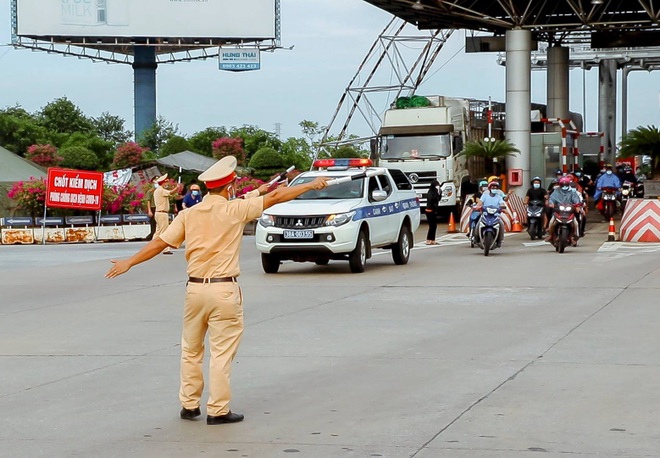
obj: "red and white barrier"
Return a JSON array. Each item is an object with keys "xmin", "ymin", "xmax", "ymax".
[{"xmin": 619, "ymin": 199, "xmax": 660, "ymax": 242}]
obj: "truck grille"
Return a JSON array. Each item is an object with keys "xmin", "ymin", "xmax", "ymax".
[{"xmin": 275, "ymin": 216, "xmax": 327, "ymax": 229}]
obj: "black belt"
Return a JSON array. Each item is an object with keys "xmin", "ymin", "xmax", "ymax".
[
  {"xmin": 188, "ymin": 277, "xmax": 236, "ymax": 284},
  {"xmin": 155, "ymin": 211, "xmax": 168, "ymax": 213}
]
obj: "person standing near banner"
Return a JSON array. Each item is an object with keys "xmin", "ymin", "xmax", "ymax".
[
  {"xmin": 105, "ymin": 156, "xmax": 328, "ymax": 425},
  {"xmin": 150, "ymin": 173, "xmax": 179, "ymax": 255}
]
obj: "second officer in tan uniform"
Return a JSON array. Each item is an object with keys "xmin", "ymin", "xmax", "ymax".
[
  {"xmin": 106, "ymin": 156, "xmax": 327, "ymax": 425},
  {"xmin": 149, "ymin": 173, "xmax": 180, "ymax": 255}
]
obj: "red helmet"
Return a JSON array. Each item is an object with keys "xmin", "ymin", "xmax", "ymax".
[
  {"xmin": 488, "ymin": 181, "xmax": 500, "ymax": 189},
  {"xmin": 558, "ymin": 176, "xmax": 572, "ymax": 186}
]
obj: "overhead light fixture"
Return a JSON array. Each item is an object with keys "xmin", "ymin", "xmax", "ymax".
[
  {"xmin": 412, "ymin": 0, "xmax": 424, "ymax": 10},
  {"xmin": 591, "ymin": 0, "xmax": 604, "ymax": 4}
]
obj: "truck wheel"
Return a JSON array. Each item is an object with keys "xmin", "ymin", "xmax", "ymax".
[
  {"xmin": 261, "ymin": 253, "xmax": 280, "ymax": 273},
  {"xmin": 315, "ymin": 259, "xmax": 329, "ymax": 265},
  {"xmin": 392, "ymin": 225, "xmax": 412, "ymax": 265},
  {"xmin": 349, "ymin": 231, "xmax": 367, "ymax": 273}
]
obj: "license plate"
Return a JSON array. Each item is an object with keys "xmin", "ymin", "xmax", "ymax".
[{"xmin": 283, "ymin": 230, "xmax": 314, "ymax": 239}]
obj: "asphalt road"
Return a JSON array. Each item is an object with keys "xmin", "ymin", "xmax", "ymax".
[{"xmin": 1, "ymin": 220, "xmax": 660, "ymax": 457}]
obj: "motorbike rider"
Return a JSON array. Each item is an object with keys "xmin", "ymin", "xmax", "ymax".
[
  {"xmin": 547, "ymin": 169, "xmax": 563, "ymax": 192},
  {"xmin": 466, "ymin": 179, "xmax": 488, "ymax": 239},
  {"xmin": 478, "ymin": 181, "xmax": 507, "ymax": 248},
  {"xmin": 593, "ymin": 163, "xmax": 621, "ymax": 206},
  {"xmin": 620, "ymin": 165, "xmax": 638, "ymax": 185},
  {"xmin": 524, "ymin": 176, "xmax": 548, "ymax": 230},
  {"xmin": 546, "ymin": 176, "xmax": 582, "ymax": 246}
]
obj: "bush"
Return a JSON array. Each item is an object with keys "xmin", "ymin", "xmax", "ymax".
[
  {"xmin": 235, "ymin": 176, "xmax": 265, "ymax": 198},
  {"xmin": 59, "ymin": 146, "xmax": 99, "ymax": 170},
  {"xmin": 160, "ymin": 135, "xmax": 192, "ymax": 157},
  {"xmin": 212, "ymin": 137, "xmax": 246, "ymax": 165},
  {"xmin": 25, "ymin": 144, "xmax": 63, "ymax": 167},
  {"xmin": 102, "ymin": 183, "xmax": 147, "ymax": 214},
  {"xmin": 248, "ymin": 147, "xmax": 287, "ymax": 181},
  {"xmin": 112, "ymin": 142, "xmax": 148, "ymax": 169},
  {"xmin": 7, "ymin": 177, "xmax": 47, "ymax": 217},
  {"xmin": 332, "ymin": 146, "xmax": 363, "ymax": 159}
]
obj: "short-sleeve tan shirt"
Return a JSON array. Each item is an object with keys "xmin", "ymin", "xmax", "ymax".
[
  {"xmin": 159, "ymin": 194, "xmax": 264, "ymax": 278},
  {"xmin": 154, "ymin": 187, "xmax": 172, "ymax": 212}
]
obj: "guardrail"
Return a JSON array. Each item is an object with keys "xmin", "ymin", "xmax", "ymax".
[{"xmin": 0, "ymin": 214, "xmax": 153, "ymax": 245}]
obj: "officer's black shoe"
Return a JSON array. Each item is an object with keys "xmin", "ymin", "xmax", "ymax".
[
  {"xmin": 180, "ymin": 407, "xmax": 201, "ymax": 420},
  {"xmin": 207, "ymin": 411, "xmax": 244, "ymax": 425}
]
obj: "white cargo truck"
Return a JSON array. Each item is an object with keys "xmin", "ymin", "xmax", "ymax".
[{"xmin": 374, "ymin": 96, "xmax": 498, "ymax": 216}]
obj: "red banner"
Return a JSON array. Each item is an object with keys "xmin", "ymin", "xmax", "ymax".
[{"xmin": 46, "ymin": 168, "xmax": 104, "ymax": 211}]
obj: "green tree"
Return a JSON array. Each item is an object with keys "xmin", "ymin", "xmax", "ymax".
[
  {"xmin": 229, "ymin": 125, "xmax": 281, "ymax": 162},
  {"xmin": 331, "ymin": 145, "xmax": 364, "ymax": 159},
  {"xmin": 112, "ymin": 142, "xmax": 148, "ymax": 169},
  {"xmin": 137, "ymin": 116, "xmax": 179, "ymax": 156},
  {"xmin": 0, "ymin": 111, "xmax": 56, "ymax": 156},
  {"xmin": 62, "ymin": 132, "xmax": 115, "ymax": 170},
  {"xmin": 92, "ymin": 112, "xmax": 132, "ymax": 145},
  {"xmin": 59, "ymin": 146, "xmax": 100, "ymax": 170},
  {"xmin": 248, "ymin": 146, "xmax": 286, "ymax": 180},
  {"xmin": 281, "ymin": 137, "xmax": 313, "ymax": 170},
  {"xmin": 189, "ymin": 127, "xmax": 228, "ymax": 157},
  {"xmin": 457, "ymin": 139, "xmax": 520, "ymax": 176},
  {"xmin": 38, "ymin": 97, "xmax": 94, "ymax": 135},
  {"xmin": 160, "ymin": 135, "xmax": 192, "ymax": 157},
  {"xmin": 619, "ymin": 125, "xmax": 660, "ymax": 178}
]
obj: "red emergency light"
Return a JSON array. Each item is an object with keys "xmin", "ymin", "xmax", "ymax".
[{"xmin": 313, "ymin": 158, "xmax": 373, "ymax": 168}]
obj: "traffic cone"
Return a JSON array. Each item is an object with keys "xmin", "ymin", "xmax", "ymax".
[
  {"xmin": 607, "ymin": 218, "xmax": 617, "ymax": 242},
  {"xmin": 447, "ymin": 211, "xmax": 457, "ymax": 233},
  {"xmin": 511, "ymin": 211, "xmax": 523, "ymax": 232}
]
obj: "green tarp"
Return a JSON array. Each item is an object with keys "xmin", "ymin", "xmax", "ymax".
[{"xmin": 0, "ymin": 145, "xmax": 46, "ymax": 218}]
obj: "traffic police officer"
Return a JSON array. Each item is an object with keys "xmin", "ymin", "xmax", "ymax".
[
  {"xmin": 106, "ymin": 156, "xmax": 328, "ymax": 425},
  {"xmin": 150, "ymin": 173, "xmax": 179, "ymax": 255}
]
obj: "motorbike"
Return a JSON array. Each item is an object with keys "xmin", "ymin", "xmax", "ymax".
[
  {"xmin": 526, "ymin": 199, "xmax": 545, "ymax": 240},
  {"xmin": 473, "ymin": 205, "xmax": 503, "ymax": 256},
  {"xmin": 599, "ymin": 186, "xmax": 619, "ymax": 220},
  {"xmin": 552, "ymin": 204, "xmax": 579, "ymax": 254},
  {"xmin": 620, "ymin": 181, "xmax": 634, "ymax": 212}
]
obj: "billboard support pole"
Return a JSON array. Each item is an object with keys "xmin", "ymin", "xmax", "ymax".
[
  {"xmin": 133, "ymin": 46, "xmax": 158, "ymax": 140},
  {"xmin": 41, "ymin": 205, "xmax": 47, "ymax": 245}
]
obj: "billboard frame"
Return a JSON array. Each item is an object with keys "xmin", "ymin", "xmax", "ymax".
[{"xmin": 10, "ymin": 0, "xmax": 282, "ymax": 64}]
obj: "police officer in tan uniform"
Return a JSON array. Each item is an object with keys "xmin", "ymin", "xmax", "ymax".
[
  {"xmin": 149, "ymin": 173, "xmax": 180, "ymax": 255},
  {"xmin": 106, "ymin": 156, "xmax": 327, "ymax": 425}
]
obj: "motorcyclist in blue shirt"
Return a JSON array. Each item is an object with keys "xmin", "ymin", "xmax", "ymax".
[
  {"xmin": 478, "ymin": 181, "xmax": 507, "ymax": 247},
  {"xmin": 593, "ymin": 163, "xmax": 621, "ymax": 201}
]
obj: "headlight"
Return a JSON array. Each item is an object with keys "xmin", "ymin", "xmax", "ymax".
[
  {"xmin": 325, "ymin": 211, "xmax": 356, "ymax": 227},
  {"xmin": 559, "ymin": 205, "xmax": 570, "ymax": 211},
  {"xmin": 259, "ymin": 214, "xmax": 275, "ymax": 227}
]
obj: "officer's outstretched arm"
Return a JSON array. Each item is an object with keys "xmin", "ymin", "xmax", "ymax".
[
  {"xmin": 106, "ymin": 237, "xmax": 171, "ymax": 278},
  {"xmin": 263, "ymin": 177, "xmax": 328, "ymax": 210}
]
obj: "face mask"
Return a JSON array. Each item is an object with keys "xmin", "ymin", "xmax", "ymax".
[
  {"xmin": 154, "ymin": 183, "xmax": 160, "ymax": 188},
  {"xmin": 606, "ymin": 170, "xmax": 612, "ymax": 175},
  {"xmin": 575, "ymin": 172, "xmax": 582, "ymax": 177},
  {"xmin": 561, "ymin": 185, "xmax": 570, "ymax": 191},
  {"xmin": 228, "ymin": 185, "xmax": 236, "ymax": 200},
  {"xmin": 490, "ymin": 190, "xmax": 497, "ymax": 195},
  {"xmin": 533, "ymin": 183, "xmax": 540, "ymax": 189},
  {"xmin": 600, "ymin": 169, "xmax": 606, "ymax": 174},
  {"xmin": 480, "ymin": 187, "xmax": 486, "ymax": 193},
  {"xmin": 192, "ymin": 190, "xmax": 199, "ymax": 196}
]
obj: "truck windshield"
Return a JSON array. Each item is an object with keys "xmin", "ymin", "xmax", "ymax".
[
  {"xmin": 381, "ymin": 134, "xmax": 451, "ymax": 159},
  {"xmin": 291, "ymin": 176, "xmax": 365, "ymax": 200}
]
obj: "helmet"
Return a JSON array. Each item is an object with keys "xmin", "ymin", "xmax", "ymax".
[
  {"xmin": 531, "ymin": 176, "xmax": 542, "ymax": 184},
  {"xmin": 605, "ymin": 163, "xmax": 613, "ymax": 169},
  {"xmin": 478, "ymin": 180, "xmax": 488, "ymax": 188},
  {"xmin": 488, "ymin": 181, "xmax": 500, "ymax": 189},
  {"xmin": 624, "ymin": 165, "xmax": 633, "ymax": 172},
  {"xmin": 555, "ymin": 169, "xmax": 563, "ymax": 176},
  {"xmin": 558, "ymin": 176, "xmax": 572, "ymax": 186},
  {"xmin": 487, "ymin": 175, "xmax": 499, "ymax": 183}
]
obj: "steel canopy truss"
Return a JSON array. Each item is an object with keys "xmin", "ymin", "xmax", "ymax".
[
  {"xmin": 362, "ymin": 1, "xmax": 660, "ymax": 43},
  {"xmin": 321, "ymin": 17, "xmax": 453, "ymax": 148}
]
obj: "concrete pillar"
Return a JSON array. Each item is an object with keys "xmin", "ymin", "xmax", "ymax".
[
  {"xmin": 133, "ymin": 46, "xmax": 158, "ymax": 140},
  {"xmin": 621, "ymin": 66, "xmax": 629, "ymax": 138},
  {"xmin": 547, "ymin": 45, "xmax": 570, "ymax": 125},
  {"xmin": 598, "ymin": 60, "xmax": 617, "ymax": 164},
  {"xmin": 505, "ymin": 29, "xmax": 532, "ymax": 197}
]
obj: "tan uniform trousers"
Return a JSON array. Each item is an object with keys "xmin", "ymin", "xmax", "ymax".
[
  {"xmin": 180, "ymin": 281, "xmax": 244, "ymax": 416},
  {"xmin": 154, "ymin": 212, "xmax": 170, "ymax": 240}
]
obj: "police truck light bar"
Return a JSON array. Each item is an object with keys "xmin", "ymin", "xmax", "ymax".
[{"xmin": 313, "ymin": 158, "xmax": 373, "ymax": 169}]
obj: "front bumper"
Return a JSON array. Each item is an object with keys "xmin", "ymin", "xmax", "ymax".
[{"xmin": 255, "ymin": 223, "xmax": 359, "ymax": 257}]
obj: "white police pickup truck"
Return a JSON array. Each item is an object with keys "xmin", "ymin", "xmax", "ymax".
[{"xmin": 255, "ymin": 158, "xmax": 420, "ymax": 273}]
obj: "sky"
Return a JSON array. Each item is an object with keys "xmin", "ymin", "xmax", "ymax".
[{"xmin": 0, "ymin": 0, "xmax": 659, "ymax": 142}]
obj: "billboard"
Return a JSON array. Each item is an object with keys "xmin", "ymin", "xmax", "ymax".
[
  {"xmin": 14, "ymin": 0, "xmax": 277, "ymax": 40},
  {"xmin": 47, "ymin": 168, "xmax": 104, "ymax": 211}
]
